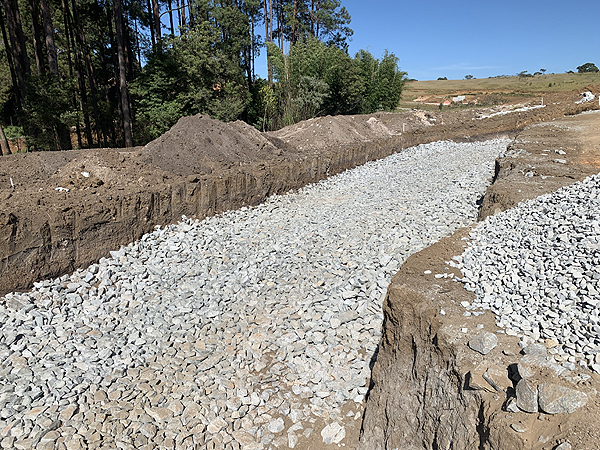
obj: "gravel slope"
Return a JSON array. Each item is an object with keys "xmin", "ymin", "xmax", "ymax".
[{"xmin": 0, "ymin": 139, "xmax": 508, "ymax": 450}]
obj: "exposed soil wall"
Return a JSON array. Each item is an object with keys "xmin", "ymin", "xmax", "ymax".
[
  {"xmin": 0, "ymin": 96, "xmax": 597, "ymax": 295},
  {"xmin": 479, "ymin": 110, "xmax": 600, "ymax": 220},
  {"xmin": 357, "ymin": 109, "xmax": 600, "ymax": 449}
]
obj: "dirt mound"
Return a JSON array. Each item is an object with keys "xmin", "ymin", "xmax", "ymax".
[
  {"xmin": 137, "ymin": 114, "xmax": 284, "ymax": 176},
  {"xmin": 267, "ymin": 114, "xmax": 399, "ymax": 150}
]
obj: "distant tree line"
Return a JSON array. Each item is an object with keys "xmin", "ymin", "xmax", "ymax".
[{"xmin": 0, "ymin": 0, "xmax": 407, "ymax": 153}]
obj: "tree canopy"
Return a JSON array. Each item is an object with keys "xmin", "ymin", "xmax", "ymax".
[
  {"xmin": 0, "ymin": 0, "xmax": 408, "ymax": 152},
  {"xmin": 577, "ymin": 62, "xmax": 599, "ymax": 73}
]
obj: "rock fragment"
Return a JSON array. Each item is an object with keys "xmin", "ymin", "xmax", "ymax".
[
  {"xmin": 321, "ymin": 422, "xmax": 345, "ymax": 445},
  {"xmin": 482, "ymin": 365, "xmax": 512, "ymax": 392},
  {"xmin": 207, "ymin": 417, "xmax": 228, "ymax": 434},
  {"xmin": 537, "ymin": 383, "xmax": 587, "ymax": 414},
  {"xmin": 267, "ymin": 418, "xmax": 285, "ymax": 434},
  {"xmin": 232, "ymin": 430, "xmax": 258, "ymax": 447},
  {"xmin": 510, "ymin": 423, "xmax": 527, "ymax": 433},
  {"xmin": 468, "ymin": 332, "xmax": 498, "ymax": 355},
  {"xmin": 505, "ymin": 397, "xmax": 520, "ymax": 413},
  {"xmin": 515, "ymin": 379, "xmax": 538, "ymax": 413},
  {"xmin": 467, "ymin": 362, "xmax": 494, "ymax": 392}
]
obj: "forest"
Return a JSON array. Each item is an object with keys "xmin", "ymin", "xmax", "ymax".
[{"xmin": 0, "ymin": 0, "xmax": 408, "ymax": 153}]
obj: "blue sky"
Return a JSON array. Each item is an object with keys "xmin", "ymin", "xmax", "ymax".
[{"xmin": 256, "ymin": 0, "xmax": 600, "ymax": 81}]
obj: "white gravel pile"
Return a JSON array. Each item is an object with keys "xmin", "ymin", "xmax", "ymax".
[{"xmin": 459, "ymin": 173, "xmax": 600, "ymax": 372}]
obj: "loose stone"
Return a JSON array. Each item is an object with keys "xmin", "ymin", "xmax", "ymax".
[
  {"xmin": 537, "ymin": 384, "xmax": 587, "ymax": 414},
  {"xmin": 515, "ymin": 379, "xmax": 538, "ymax": 413},
  {"xmin": 468, "ymin": 332, "xmax": 498, "ymax": 355},
  {"xmin": 320, "ymin": 422, "xmax": 345, "ymax": 445},
  {"xmin": 510, "ymin": 423, "xmax": 527, "ymax": 433},
  {"xmin": 267, "ymin": 418, "xmax": 285, "ymax": 434}
]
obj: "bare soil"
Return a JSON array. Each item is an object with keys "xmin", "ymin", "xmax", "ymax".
[{"xmin": 479, "ymin": 110, "xmax": 600, "ymax": 219}]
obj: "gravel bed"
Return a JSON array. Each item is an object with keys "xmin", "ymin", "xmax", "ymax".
[
  {"xmin": 459, "ymin": 173, "xmax": 600, "ymax": 373},
  {"xmin": 0, "ymin": 139, "xmax": 508, "ymax": 449}
]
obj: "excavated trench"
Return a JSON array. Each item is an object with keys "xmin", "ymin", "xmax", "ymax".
[
  {"xmin": 0, "ymin": 90, "xmax": 600, "ymax": 450},
  {"xmin": 0, "ymin": 94, "xmax": 597, "ymax": 296}
]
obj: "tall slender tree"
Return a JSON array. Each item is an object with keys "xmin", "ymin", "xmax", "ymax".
[
  {"xmin": 0, "ymin": 2, "xmax": 20, "ymax": 106},
  {"xmin": 114, "ymin": 0, "xmax": 133, "ymax": 146},
  {"xmin": 2, "ymin": 0, "xmax": 30, "ymax": 109},
  {"xmin": 152, "ymin": 0, "xmax": 161, "ymax": 46},
  {"xmin": 263, "ymin": 0, "xmax": 272, "ymax": 84},
  {"xmin": 40, "ymin": 0, "xmax": 59, "ymax": 75},
  {"xmin": 28, "ymin": 0, "xmax": 46, "ymax": 75},
  {"xmin": 146, "ymin": 0, "xmax": 155, "ymax": 47},
  {"xmin": 167, "ymin": 0, "xmax": 174, "ymax": 35}
]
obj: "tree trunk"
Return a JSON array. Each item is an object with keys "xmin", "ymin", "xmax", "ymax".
[
  {"xmin": 250, "ymin": 17, "xmax": 254, "ymax": 83},
  {"xmin": 0, "ymin": 4, "xmax": 20, "ymax": 107},
  {"xmin": 40, "ymin": 0, "xmax": 59, "ymax": 75},
  {"xmin": 269, "ymin": 0, "xmax": 273, "ymax": 43},
  {"xmin": 278, "ymin": 0, "xmax": 283, "ymax": 50},
  {"xmin": 134, "ymin": 17, "xmax": 141, "ymax": 63},
  {"xmin": 310, "ymin": 0, "xmax": 314, "ymax": 36},
  {"xmin": 106, "ymin": 5, "xmax": 122, "ymax": 144},
  {"xmin": 187, "ymin": 0, "xmax": 193, "ymax": 26},
  {"xmin": 65, "ymin": 0, "xmax": 92, "ymax": 147},
  {"xmin": 94, "ymin": 0, "xmax": 111, "ymax": 145},
  {"xmin": 113, "ymin": 0, "xmax": 133, "ymax": 147},
  {"xmin": 167, "ymin": 0, "xmax": 174, "ymax": 35},
  {"xmin": 2, "ymin": 0, "xmax": 30, "ymax": 108},
  {"xmin": 28, "ymin": 0, "xmax": 45, "ymax": 75},
  {"xmin": 152, "ymin": 0, "xmax": 161, "ymax": 46},
  {"xmin": 71, "ymin": 0, "xmax": 103, "ymax": 146},
  {"xmin": 9, "ymin": 0, "xmax": 30, "ymax": 77},
  {"xmin": 291, "ymin": 0, "xmax": 297, "ymax": 44},
  {"xmin": 146, "ymin": 0, "xmax": 155, "ymax": 47},
  {"xmin": 123, "ymin": 8, "xmax": 134, "ymax": 78},
  {"xmin": 61, "ymin": 0, "xmax": 72, "ymax": 76},
  {"xmin": 0, "ymin": 123, "xmax": 12, "ymax": 155},
  {"xmin": 180, "ymin": 0, "xmax": 186, "ymax": 27},
  {"xmin": 264, "ymin": 0, "xmax": 272, "ymax": 85},
  {"xmin": 61, "ymin": 0, "xmax": 85, "ymax": 149},
  {"xmin": 107, "ymin": 1, "xmax": 122, "ymax": 143},
  {"xmin": 74, "ymin": 50, "xmax": 93, "ymax": 147}
]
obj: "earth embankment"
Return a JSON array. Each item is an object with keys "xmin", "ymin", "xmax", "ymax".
[{"xmin": 0, "ymin": 90, "xmax": 597, "ymax": 295}]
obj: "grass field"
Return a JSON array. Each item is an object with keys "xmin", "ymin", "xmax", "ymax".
[{"xmin": 399, "ymin": 72, "xmax": 600, "ymax": 110}]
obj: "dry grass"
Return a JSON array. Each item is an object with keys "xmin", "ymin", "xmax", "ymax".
[{"xmin": 399, "ymin": 73, "xmax": 600, "ymax": 110}]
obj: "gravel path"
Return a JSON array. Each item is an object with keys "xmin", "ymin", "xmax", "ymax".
[
  {"xmin": 459, "ymin": 172, "xmax": 600, "ymax": 373},
  {"xmin": 0, "ymin": 139, "xmax": 508, "ymax": 450}
]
